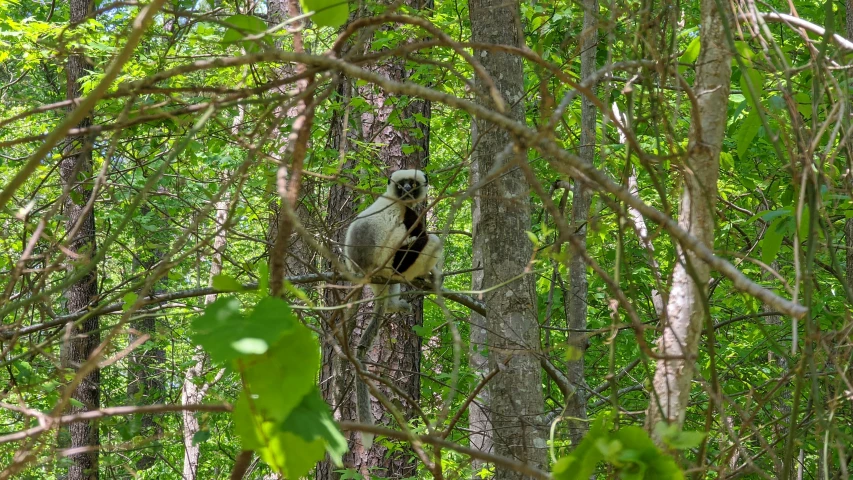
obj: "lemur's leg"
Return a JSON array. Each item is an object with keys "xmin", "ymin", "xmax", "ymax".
[{"xmin": 369, "ymin": 283, "xmax": 412, "ymax": 314}]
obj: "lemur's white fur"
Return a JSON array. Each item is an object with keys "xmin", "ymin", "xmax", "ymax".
[
  {"xmin": 344, "ymin": 169, "xmax": 443, "ymax": 449},
  {"xmin": 344, "ymin": 169, "xmax": 442, "ymax": 312}
]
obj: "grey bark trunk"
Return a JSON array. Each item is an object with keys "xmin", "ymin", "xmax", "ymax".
[
  {"xmin": 564, "ymin": 0, "xmax": 598, "ymax": 446},
  {"xmin": 468, "ymin": 0, "xmax": 547, "ymax": 474},
  {"xmin": 647, "ymin": 0, "xmax": 732, "ymax": 432},
  {"xmin": 63, "ymin": 1, "xmax": 100, "ymax": 478},
  {"xmin": 468, "ymin": 130, "xmax": 493, "ymax": 470}
]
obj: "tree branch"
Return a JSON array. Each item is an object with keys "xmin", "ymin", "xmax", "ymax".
[{"xmin": 2, "ymin": 273, "xmax": 485, "ymax": 338}]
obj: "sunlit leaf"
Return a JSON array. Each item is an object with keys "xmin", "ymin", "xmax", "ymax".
[{"xmin": 300, "ymin": 0, "xmax": 349, "ymax": 28}]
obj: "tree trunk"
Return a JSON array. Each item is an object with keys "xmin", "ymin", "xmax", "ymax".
[
  {"xmin": 468, "ymin": 0, "xmax": 547, "ymax": 475},
  {"xmin": 564, "ymin": 0, "xmax": 598, "ymax": 446},
  {"xmin": 468, "ymin": 125, "xmax": 493, "ymax": 471},
  {"xmin": 181, "ymin": 198, "xmax": 228, "ymax": 479},
  {"xmin": 128, "ymin": 205, "xmax": 166, "ymax": 471},
  {"xmin": 360, "ymin": 66, "xmax": 430, "ymax": 474},
  {"xmin": 317, "ymin": 81, "xmax": 360, "ymax": 480},
  {"xmin": 63, "ymin": 1, "xmax": 100, "ymax": 478},
  {"xmin": 315, "ymin": 2, "xmax": 431, "ymax": 476},
  {"xmin": 647, "ymin": 0, "xmax": 732, "ymax": 432},
  {"xmin": 846, "ymin": 0, "xmax": 853, "ymax": 294}
]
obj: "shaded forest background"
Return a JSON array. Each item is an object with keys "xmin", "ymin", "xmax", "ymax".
[{"xmin": 0, "ymin": 0, "xmax": 852, "ymax": 478}]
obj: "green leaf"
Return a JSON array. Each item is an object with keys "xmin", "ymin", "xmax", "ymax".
[
  {"xmin": 192, "ymin": 430, "xmax": 211, "ymax": 445},
  {"xmin": 122, "ymin": 292, "xmax": 138, "ymax": 312},
  {"xmin": 793, "ymin": 92, "xmax": 811, "ymax": 119},
  {"xmin": 239, "ymin": 321, "xmax": 319, "ymax": 422},
  {"xmin": 664, "ymin": 430, "xmax": 706, "ymax": 450},
  {"xmin": 191, "ymin": 296, "xmax": 297, "ymax": 364},
  {"xmin": 234, "ymin": 342, "xmax": 344, "ymax": 477},
  {"xmin": 798, "ymin": 206, "xmax": 810, "ymax": 240},
  {"xmin": 280, "ymin": 388, "xmax": 347, "ymax": 466},
  {"xmin": 680, "ymin": 36, "xmax": 700, "ymax": 64},
  {"xmin": 212, "ymin": 274, "xmax": 244, "ymax": 292},
  {"xmin": 761, "ymin": 217, "xmax": 785, "ymax": 265},
  {"xmin": 735, "ymin": 110, "xmax": 761, "ymax": 159},
  {"xmin": 257, "ymin": 262, "xmax": 269, "ymax": 297},
  {"xmin": 300, "ymin": 0, "xmax": 349, "ymax": 28},
  {"xmin": 553, "ymin": 416, "xmax": 607, "ymax": 479},
  {"xmin": 221, "ymin": 14, "xmax": 269, "ymax": 52},
  {"xmin": 739, "ymin": 68, "xmax": 764, "ymax": 110},
  {"xmin": 733, "ymin": 41, "xmax": 755, "ymax": 67}
]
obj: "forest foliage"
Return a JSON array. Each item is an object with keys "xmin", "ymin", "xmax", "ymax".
[{"xmin": 0, "ymin": 0, "xmax": 852, "ymax": 478}]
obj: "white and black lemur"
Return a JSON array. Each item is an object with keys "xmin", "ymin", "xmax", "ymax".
[{"xmin": 343, "ymin": 169, "xmax": 443, "ymax": 447}]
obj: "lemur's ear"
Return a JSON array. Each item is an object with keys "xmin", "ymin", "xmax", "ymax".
[
  {"xmin": 387, "ymin": 177, "xmax": 392, "ymax": 185},
  {"xmin": 423, "ymin": 173, "xmax": 429, "ymax": 185}
]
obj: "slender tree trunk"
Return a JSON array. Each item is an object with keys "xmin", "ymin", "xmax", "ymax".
[
  {"xmin": 62, "ymin": 1, "xmax": 99, "ymax": 478},
  {"xmin": 128, "ymin": 205, "xmax": 166, "ymax": 471},
  {"xmin": 468, "ymin": 0, "xmax": 547, "ymax": 475},
  {"xmin": 317, "ymin": 80, "xmax": 361, "ymax": 480},
  {"xmin": 647, "ymin": 0, "xmax": 732, "ymax": 432},
  {"xmin": 468, "ymin": 123, "xmax": 493, "ymax": 470},
  {"xmin": 564, "ymin": 0, "xmax": 598, "ymax": 446},
  {"xmin": 180, "ymin": 106, "xmax": 242, "ymax": 479},
  {"xmin": 845, "ymin": 0, "xmax": 853, "ymax": 294},
  {"xmin": 181, "ymin": 198, "xmax": 228, "ymax": 479},
  {"xmin": 848, "ymin": 0, "xmax": 853, "ymax": 49},
  {"xmin": 617, "ymin": 102, "xmax": 664, "ymax": 317}
]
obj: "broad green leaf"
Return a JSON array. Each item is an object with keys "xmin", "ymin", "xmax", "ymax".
[
  {"xmin": 739, "ymin": 68, "xmax": 764, "ymax": 110},
  {"xmin": 257, "ymin": 262, "xmax": 270, "ymax": 297},
  {"xmin": 733, "ymin": 41, "xmax": 755, "ymax": 67},
  {"xmin": 280, "ymin": 388, "xmax": 347, "ymax": 466},
  {"xmin": 735, "ymin": 110, "xmax": 761, "ymax": 159},
  {"xmin": 412, "ymin": 324, "xmax": 431, "ymax": 337},
  {"xmin": 553, "ymin": 416, "xmax": 607, "ymax": 479},
  {"xmin": 221, "ymin": 14, "xmax": 269, "ymax": 52},
  {"xmin": 192, "ymin": 430, "xmax": 211, "ymax": 445},
  {"xmin": 122, "ymin": 292, "xmax": 138, "ymax": 312},
  {"xmin": 680, "ymin": 36, "xmax": 700, "ymax": 64},
  {"xmin": 720, "ymin": 151, "xmax": 734, "ymax": 171},
  {"xmin": 300, "ymin": 0, "xmax": 349, "ymax": 28},
  {"xmin": 212, "ymin": 274, "xmax": 244, "ymax": 292},
  {"xmin": 798, "ymin": 206, "xmax": 810, "ymax": 240},
  {"xmin": 664, "ymin": 429, "xmax": 706, "ymax": 450},
  {"xmin": 793, "ymin": 92, "xmax": 812, "ymax": 119},
  {"xmin": 747, "ymin": 207, "xmax": 791, "ymax": 224},
  {"xmin": 239, "ymin": 322, "xmax": 319, "ymax": 421},
  {"xmin": 761, "ymin": 218, "xmax": 785, "ymax": 265},
  {"xmin": 191, "ymin": 296, "xmax": 297, "ymax": 364}
]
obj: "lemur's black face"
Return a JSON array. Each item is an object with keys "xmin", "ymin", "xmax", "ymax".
[{"xmin": 390, "ymin": 176, "xmax": 425, "ymax": 201}]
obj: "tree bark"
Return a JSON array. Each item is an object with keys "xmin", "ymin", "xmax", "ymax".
[
  {"xmin": 468, "ymin": 124, "xmax": 493, "ymax": 471},
  {"xmin": 564, "ymin": 0, "xmax": 598, "ymax": 447},
  {"xmin": 647, "ymin": 0, "xmax": 732, "ymax": 432},
  {"xmin": 846, "ymin": 0, "xmax": 853, "ymax": 294},
  {"xmin": 62, "ymin": 1, "xmax": 100, "ymax": 479},
  {"xmin": 128, "ymin": 205, "xmax": 166, "ymax": 471},
  {"xmin": 468, "ymin": 0, "xmax": 547, "ymax": 475},
  {"xmin": 181, "ymin": 198, "xmax": 228, "ymax": 479},
  {"xmin": 317, "ymin": 80, "xmax": 360, "ymax": 480}
]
